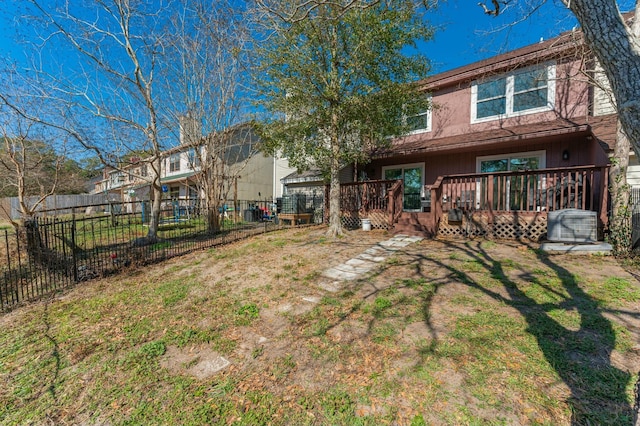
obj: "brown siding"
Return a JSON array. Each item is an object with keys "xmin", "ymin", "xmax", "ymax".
[{"xmin": 369, "ymin": 133, "xmax": 604, "ymax": 187}]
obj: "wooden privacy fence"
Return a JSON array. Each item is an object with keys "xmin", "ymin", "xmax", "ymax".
[{"xmin": 0, "ymin": 194, "xmax": 112, "ymax": 221}]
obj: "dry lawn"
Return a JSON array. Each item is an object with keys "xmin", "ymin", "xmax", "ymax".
[{"xmin": 1, "ymin": 226, "xmax": 640, "ymax": 425}]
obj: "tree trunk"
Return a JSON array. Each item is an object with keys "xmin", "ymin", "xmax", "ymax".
[
  {"xmin": 147, "ymin": 184, "xmax": 162, "ymax": 242},
  {"xmin": 565, "ymin": 1, "xmax": 640, "ymax": 159},
  {"xmin": 203, "ymin": 166, "xmax": 223, "ymax": 233},
  {"xmin": 207, "ymin": 196, "xmax": 222, "ymax": 233},
  {"xmin": 609, "ymin": 121, "xmax": 632, "ymax": 255},
  {"xmin": 327, "ymin": 158, "xmax": 343, "ymax": 237},
  {"xmin": 207, "ymin": 207, "xmax": 219, "ymax": 233},
  {"xmin": 146, "ymin": 156, "xmax": 163, "ymax": 242},
  {"xmin": 563, "ymin": 1, "xmax": 640, "ymax": 254},
  {"xmin": 327, "ymin": 125, "xmax": 343, "ymax": 237},
  {"xmin": 23, "ymin": 219, "xmax": 43, "ymax": 262}
]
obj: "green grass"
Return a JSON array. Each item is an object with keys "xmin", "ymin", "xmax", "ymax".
[
  {"xmin": 1, "ymin": 229, "xmax": 639, "ymax": 425},
  {"xmin": 235, "ymin": 302, "xmax": 260, "ymax": 325},
  {"xmin": 589, "ymin": 276, "xmax": 640, "ymax": 306}
]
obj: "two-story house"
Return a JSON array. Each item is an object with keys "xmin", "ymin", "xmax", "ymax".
[
  {"xmin": 342, "ymin": 27, "xmax": 618, "ymax": 241},
  {"xmin": 93, "ymin": 122, "xmax": 295, "ymax": 212}
]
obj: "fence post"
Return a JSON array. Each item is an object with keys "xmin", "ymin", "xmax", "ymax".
[
  {"xmin": 71, "ymin": 208, "xmax": 78, "ymax": 282},
  {"xmin": 1, "ymin": 229, "xmax": 7, "ymax": 310}
]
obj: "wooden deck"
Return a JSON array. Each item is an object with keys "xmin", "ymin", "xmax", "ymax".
[{"xmin": 333, "ymin": 165, "xmax": 610, "ymax": 240}]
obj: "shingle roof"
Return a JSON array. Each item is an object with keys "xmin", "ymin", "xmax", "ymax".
[
  {"xmin": 373, "ymin": 114, "xmax": 618, "ymax": 158},
  {"xmin": 281, "ymin": 169, "xmax": 324, "ymax": 184}
]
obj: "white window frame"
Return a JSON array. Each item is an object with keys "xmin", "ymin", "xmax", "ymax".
[
  {"xmin": 475, "ymin": 150, "xmax": 547, "ymax": 211},
  {"xmin": 476, "ymin": 150, "xmax": 547, "ymax": 173},
  {"xmin": 187, "ymin": 147, "xmax": 200, "ymax": 170},
  {"xmin": 169, "ymin": 153, "xmax": 181, "ymax": 173},
  {"xmin": 406, "ymin": 108, "xmax": 432, "ymax": 134},
  {"xmin": 471, "ymin": 63, "xmax": 556, "ymax": 123},
  {"xmin": 404, "ymin": 94, "xmax": 432, "ymax": 134}
]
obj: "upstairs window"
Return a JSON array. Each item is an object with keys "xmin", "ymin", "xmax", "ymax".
[
  {"xmin": 110, "ymin": 172, "xmax": 124, "ymax": 184},
  {"xmin": 475, "ymin": 78, "xmax": 507, "ymax": 119},
  {"xmin": 405, "ymin": 96, "xmax": 432, "ymax": 134},
  {"xmin": 471, "ymin": 63, "xmax": 555, "ymax": 122},
  {"xmin": 169, "ymin": 153, "xmax": 181, "ymax": 172},
  {"xmin": 406, "ymin": 109, "xmax": 432, "ymax": 134}
]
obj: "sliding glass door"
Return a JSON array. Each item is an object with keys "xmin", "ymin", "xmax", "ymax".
[
  {"xmin": 477, "ymin": 151, "xmax": 545, "ymax": 210},
  {"xmin": 383, "ymin": 164, "xmax": 424, "ymax": 211}
]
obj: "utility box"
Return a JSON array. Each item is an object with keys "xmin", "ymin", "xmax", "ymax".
[
  {"xmin": 282, "ymin": 193, "xmax": 306, "ymax": 214},
  {"xmin": 448, "ymin": 208, "xmax": 463, "ymax": 223}
]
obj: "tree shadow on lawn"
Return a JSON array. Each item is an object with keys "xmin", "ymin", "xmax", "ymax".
[{"xmin": 404, "ymin": 239, "xmax": 636, "ymax": 425}]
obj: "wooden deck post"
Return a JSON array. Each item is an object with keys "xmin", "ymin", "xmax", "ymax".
[{"xmin": 431, "ymin": 177, "xmax": 443, "ymax": 234}]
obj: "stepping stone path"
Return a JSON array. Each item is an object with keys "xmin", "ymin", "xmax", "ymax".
[
  {"xmin": 165, "ymin": 234, "xmax": 424, "ymax": 379},
  {"xmin": 321, "ymin": 234, "xmax": 423, "ymax": 283}
]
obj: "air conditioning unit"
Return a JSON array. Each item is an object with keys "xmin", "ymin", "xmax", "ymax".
[{"xmin": 547, "ymin": 209, "xmax": 597, "ymax": 243}]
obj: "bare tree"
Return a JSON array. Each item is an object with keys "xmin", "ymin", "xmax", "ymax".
[
  {"xmin": 0, "ymin": 124, "xmax": 60, "ymax": 228},
  {"xmin": 16, "ymin": 0, "xmax": 175, "ymax": 242},
  {"xmin": 0, "ymin": 73, "xmax": 69, "ymax": 228},
  {"xmin": 166, "ymin": 0, "xmax": 257, "ymax": 232}
]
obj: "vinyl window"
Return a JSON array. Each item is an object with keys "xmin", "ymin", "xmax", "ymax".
[{"xmin": 471, "ymin": 63, "xmax": 555, "ymax": 122}]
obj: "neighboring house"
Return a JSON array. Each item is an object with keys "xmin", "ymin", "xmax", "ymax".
[
  {"xmin": 92, "ymin": 160, "xmax": 152, "ymax": 213},
  {"xmin": 92, "ymin": 122, "xmax": 294, "ymax": 212},
  {"xmin": 280, "ymin": 166, "xmax": 352, "ymax": 221},
  {"xmin": 343, "ymin": 27, "xmax": 619, "ymax": 240},
  {"xmin": 93, "ymin": 166, "xmax": 130, "ymax": 200}
]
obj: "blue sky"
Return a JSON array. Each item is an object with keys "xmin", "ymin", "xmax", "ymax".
[
  {"xmin": 422, "ymin": 1, "xmax": 576, "ymax": 73},
  {"xmin": 423, "ymin": 0, "xmax": 635, "ymax": 73},
  {"xmin": 0, "ymin": 1, "xmax": 636, "ymax": 76}
]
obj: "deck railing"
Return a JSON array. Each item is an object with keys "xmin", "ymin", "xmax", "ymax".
[
  {"xmin": 333, "ymin": 179, "xmax": 402, "ymax": 229},
  {"xmin": 332, "ymin": 165, "xmax": 609, "ymax": 233},
  {"xmin": 338, "ymin": 180, "xmax": 398, "ymax": 213},
  {"xmin": 430, "ymin": 165, "xmax": 609, "ymax": 227},
  {"xmin": 388, "ymin": 180, "xmax": 404, "ymax": 225}
]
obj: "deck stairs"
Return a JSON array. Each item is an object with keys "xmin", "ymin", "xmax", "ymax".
[{"xmin": 392, "ymin": 212, "xmax": 435, "ymax": 238}]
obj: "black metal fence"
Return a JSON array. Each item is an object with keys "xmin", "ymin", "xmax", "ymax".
[
  {"xmin": 0, "ymin": 197, "xmax": 324, "ymax": 312},
  {"xmin": 631, "ymin": 188, "xmax": 640, "ymax": 249}
]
